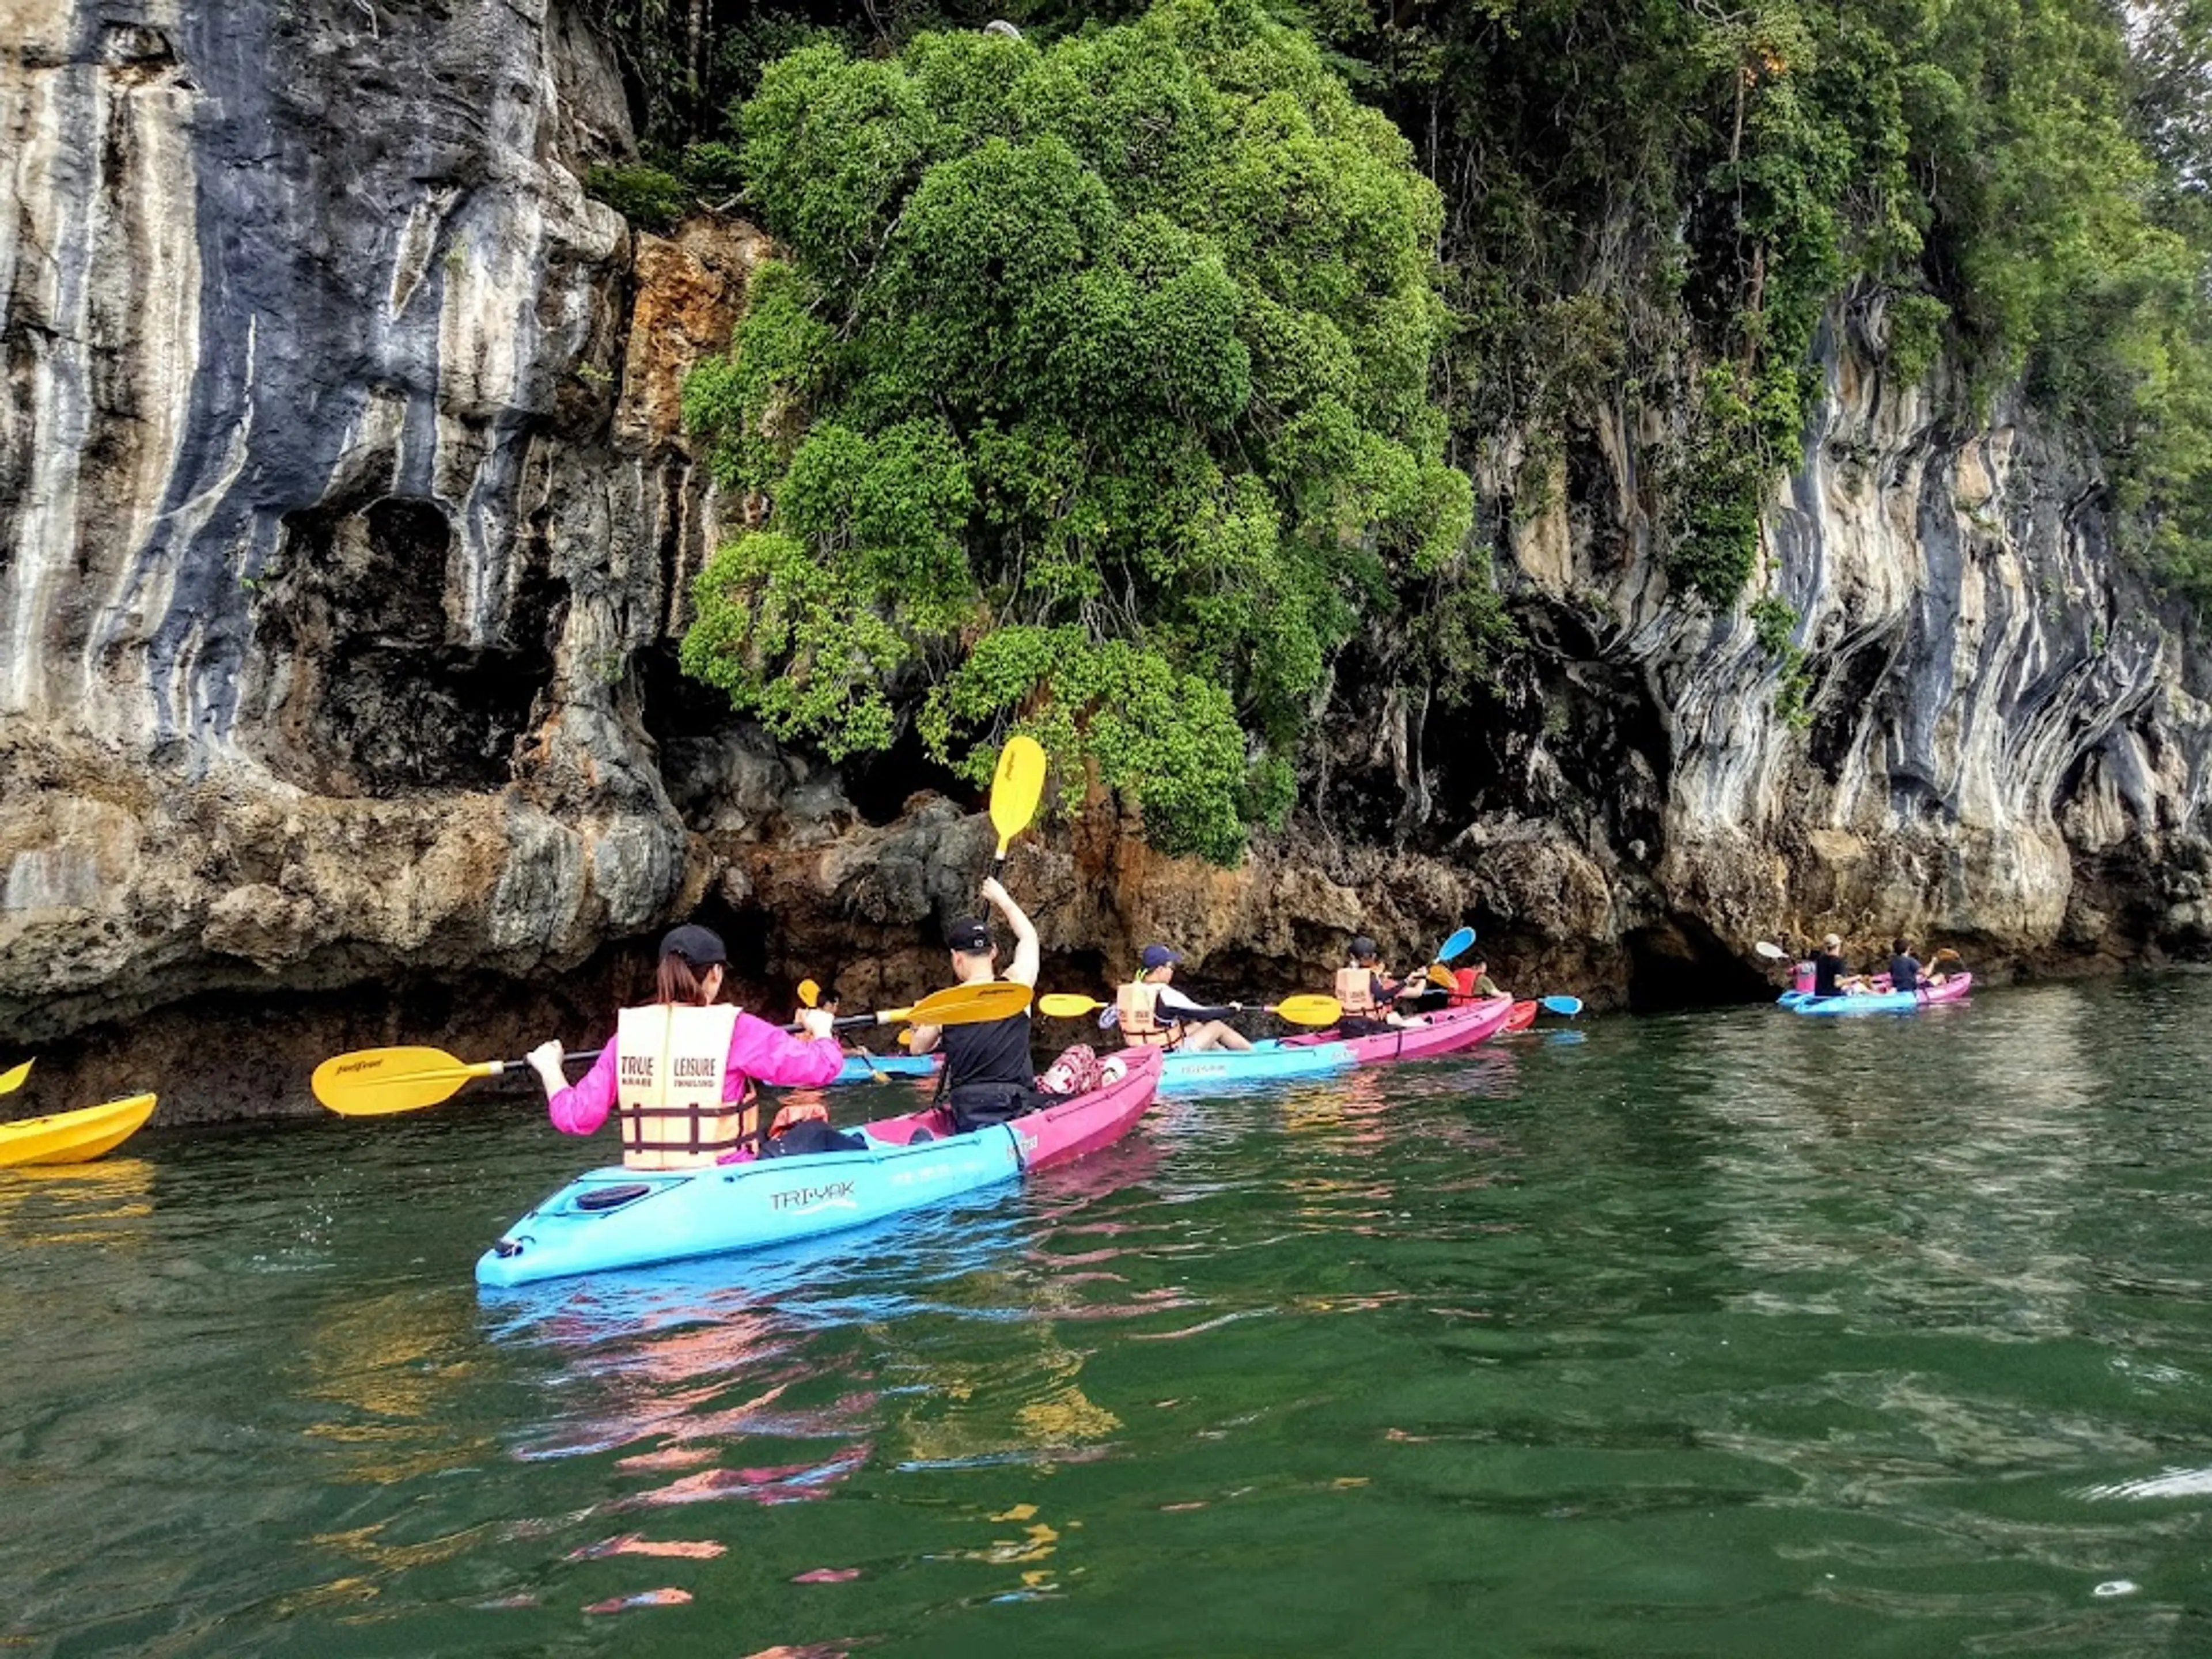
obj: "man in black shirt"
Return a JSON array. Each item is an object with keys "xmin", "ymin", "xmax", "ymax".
[
  {"xmin": 1810, "ymin": 932, "xmax": 1865, "ymax": 998},
  {"xmin": 907, "ymin": 877, "xmax": 1047, "ymax": 1132},
  {"xmin": 1888, "ymin": 937, "xmax": 1922, "ymax": 994}
]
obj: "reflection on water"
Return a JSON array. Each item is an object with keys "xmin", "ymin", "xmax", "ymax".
[
  {"xmin": 9, "ymin": 978, "xmax": 2212, "ymax": 1654},
  {"xmin": 0, "ymin": 1156, "xmax": 155, "ymax": 1244}
]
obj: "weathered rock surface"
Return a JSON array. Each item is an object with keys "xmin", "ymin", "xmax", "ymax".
[{"xmin": 1, "ymin": 4, "xmax": 2204, "ymax": 1123}]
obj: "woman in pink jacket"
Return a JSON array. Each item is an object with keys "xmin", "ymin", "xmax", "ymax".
[{"xmin": 524, "ymin": 924, "xmax": 850, "ymax": 1166}]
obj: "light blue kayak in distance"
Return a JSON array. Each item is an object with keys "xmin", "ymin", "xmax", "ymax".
[
  {"xmin": 834, "ymin": 1051, "xmax": 940, "ymax": 1084},
  {"xmin": 833, "ymin": 1042, "xmax": 1346, "ymax": 1091},
  {"xmin": 1779, "ymin": 973, "xmax": 1974, "ymax": 1016},
  {"xmin": 831, "ymin": 999, "xmax": 1520, "ymax": 1093}
]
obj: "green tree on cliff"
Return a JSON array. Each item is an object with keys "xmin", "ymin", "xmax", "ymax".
[{"xmin": 679, "ymin": 0, "xmax": 1486, "ymax": 863}]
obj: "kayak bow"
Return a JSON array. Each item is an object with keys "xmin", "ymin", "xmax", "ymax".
[{"xmin": 0, "ymin": 1095, "xmax": 158, "ymax": 1168}]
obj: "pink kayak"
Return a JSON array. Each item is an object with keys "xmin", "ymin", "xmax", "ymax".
[
  {"xmin": 1332, "ymin": 995, "xmax": 1522, "ymax": 1059},
  {"xmin": 861, "ymin": 1047, "xmax": 1164, "ymax": 1168}
]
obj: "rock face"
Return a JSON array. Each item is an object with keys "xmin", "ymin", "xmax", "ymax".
[
  {"xmin": 1, "ymin": 5, "xmax": 2205, "ymax": 1121},
  {"xmin": 1, "ymin": 0, "xmax": 734, "ymax": 1075}
]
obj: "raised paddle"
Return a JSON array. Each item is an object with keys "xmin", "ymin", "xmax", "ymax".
[
  {"xmin": 312, "ymin": 981, "xmax": 1035, "ymax": 1117},
  {"xmin": 1434, "ymin": 925, "xmax": 1477, "ymax": 965},
  {"xmin": 1404, "ymin": 927, "xmax": 1479, "ymax": 994},
  {"xmin": 0, "ymin": 1058, "xmax": 30, "ymax": 1097},
  {"xmin": 803, "ymin": 978, "xmax": 888, "ymax": 1083},
  {"xmin": 987, "ymin": 735, "xmax": 1047, "ymax": 884},
  {"xmin": 1037, "ymin": 992, "xmax": 1343, "ymax": 1027},
  {"xmin": 1753, "ymin": 940, "xmax": 1792, "ymax": 961}
]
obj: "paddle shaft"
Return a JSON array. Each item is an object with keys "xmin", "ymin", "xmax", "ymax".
[{"xmin": 513, "ymin": 1007, "xmax": 924, "ymax": 1075}]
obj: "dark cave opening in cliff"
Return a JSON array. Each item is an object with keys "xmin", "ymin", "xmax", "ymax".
[
  {"xmin": 839, "ymin": 724, "xmax": 975, "ymax": 826},
  {"xmin": 1623, "ymin": 918, "xmax": 1781, "ymax": 1013},
  {"xmin": 257, "ymin": 494, "xmax": 555, "ymax": 796}
]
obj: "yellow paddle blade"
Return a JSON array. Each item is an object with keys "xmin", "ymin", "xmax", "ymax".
[
  {"xmin": 312, "ymin": 1046, "xmax": 503, "ymax": 1116},
  {"xmin": 886, "ymin": 979, "xmax": 1035, "ymax": 1028},
  {"xmin": 0, "ymin": 1058, "xmax": 31, "ymax": 1096},
  {"xmin": 1270, "ymin": 994, "xmax": 1342, "ymax": 1027},
  {"xmin": 798, "ymin": 979, "xmax": 820, "ymax": 1009},
  {"xmin": 1427, "ymin": 964, "xmax": 1457, "ymax": 990},
  {"xmin": 989, "ymin": 736, "xmax": 1048, "ymax": 856},
  {"xmin": 1037, "ymin": 993, "xmax": 1105, "ymax": 1018}
]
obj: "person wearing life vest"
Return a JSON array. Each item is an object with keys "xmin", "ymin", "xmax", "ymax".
[
  {"xmin": 1334, "ymin": 935, "xmax": 1412, "ymax": 1036},
  {"xmin": 906, "ymin": 876, "xmax": 1048, "ymax": 1134},
  {"xmin": 1456, "ymin": 952, "xmax": 1506, "ymax": 1002},
  {"xmin": 1396, "ymin": 948, "xmax": 1508, "ymax": 1013},
  {"xmin": 1099, "ymin": 945, "xmax": 1255, "ymax": 1052},
  {"xmin": 523, "ymin": 924, "xmax": 850, "ymax": 1169}
]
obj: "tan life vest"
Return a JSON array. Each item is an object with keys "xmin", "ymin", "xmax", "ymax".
[
  {"xmin": 1115, "ymin": 980, "xmax": 1176, "ymax": 1048},
  {"xmin": 613, "ymin": 1003, "xmax": 747, "ymax": 1170},
  {"xmin": 1335, "ymin": 965, "xmax": 1381, "ymax": 1016}
]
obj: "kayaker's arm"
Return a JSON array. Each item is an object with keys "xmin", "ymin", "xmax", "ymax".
[
  {"xmin": 980, "ymin": 876, "xmax": 1040, "ymax": 988},
  {"xmin": 726, "ymin": 1009, "xmax": 843, "ymax": 1090},
  {"xmin": 1157, "ymin": 985, "xmax": 1240, "ymax": 1022},
  {"xmin": 528, "ymin": 1041, "xmax": 619, "ymax": 1135}
]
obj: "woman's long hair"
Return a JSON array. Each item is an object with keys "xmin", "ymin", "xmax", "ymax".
[{"xmin": 656, "ymin": 954, "xmax": 717, "ymax": 1006}]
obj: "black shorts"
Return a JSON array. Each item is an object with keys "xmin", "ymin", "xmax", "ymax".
[
  {"xmin": 762, "ymin": 1119, "xmax": 867, "ymax": 1157},
  {"xmin": 946, "ymin": 1082, "xmax": 1052, "ymax": 1134}
]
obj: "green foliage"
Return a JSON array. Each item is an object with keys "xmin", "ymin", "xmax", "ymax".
[
  {"xmin": 683, "ymin": 0, "xmax": 1482, "ymax": 862},
  {"xmin": 584, "ymin": 164, "xmax": 688, "ymax": 232},
  {"xmin": 1885, "ymin": 293, "xmax": 1950, "ymax": 387},
  {"xmin": 917, "ymin": 626, "xmax": 1255, "ymax": 862},
  {"xmin": 1317, "ymin": 0, "xmax": 2212, "ymax": 612},
  {"xmin": 1747, "ymin": 594, "xmax": 1813, "ymax": 729}
]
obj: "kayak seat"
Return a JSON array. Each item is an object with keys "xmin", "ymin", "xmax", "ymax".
[{"xmin": 575, "ymin": 1183, "xmax": 656, "ymax": 1213}]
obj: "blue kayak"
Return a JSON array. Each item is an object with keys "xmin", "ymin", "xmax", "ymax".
[
  {"xmin": 830, "ymin": 1041, "xmax": 1343, "ymax": 1091},
  {"xmin": 834, "ymin": 1052, "xmax": 939, "ymax": 1084},
  {"xmin": 1779, "ymin": 973, "xmax": 1974, "ymax": 1016},
  {"xmin": 476, "ymin": 1050, "xmax": 1162, "ymax": 1287},
  {"xmin": 1155, "ymin": 1037, "xmax": 1356, "ymax": 1090}
]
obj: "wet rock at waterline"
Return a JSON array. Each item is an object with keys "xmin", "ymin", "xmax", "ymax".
[{"xmin": 4, "ymin": 1, "xmax": 2210, "ymax": 1122}]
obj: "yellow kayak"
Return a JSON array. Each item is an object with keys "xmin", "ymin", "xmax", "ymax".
[{"xmin": 0, "ymin": 1095, "xmax": 158, "ymax": 1168}]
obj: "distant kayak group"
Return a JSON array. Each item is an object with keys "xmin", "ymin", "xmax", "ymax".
[{"xmin": 1770, "ymin": 933, "xmax": 1975, "ymax": 1017}]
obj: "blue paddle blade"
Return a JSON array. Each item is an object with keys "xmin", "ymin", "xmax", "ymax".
[
  {"xmin": 1435, "ymin": 925, "xmax": 1476, "ymax": 964},
  {"xmin": 1539, "ymin": 995, "xmax": 1583, "ymax": 1017}
]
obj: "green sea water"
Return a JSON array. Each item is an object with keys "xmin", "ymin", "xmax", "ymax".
[{"xmin": 6, "ymin": 976, "xmax": 2212, "ymax": 1656}]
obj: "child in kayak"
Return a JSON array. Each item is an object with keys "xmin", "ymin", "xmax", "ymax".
[
  {"xmin": 1101, "ymin": 946, "xmax": 1255, "ymax": 1052},
  {"xmin": 1334, "ymin": 936, "xmax": 1412, "ymax": 1035},
  {"xmin": 524, "ymin": 924, "xmax": 851, "ymax": 1169}
]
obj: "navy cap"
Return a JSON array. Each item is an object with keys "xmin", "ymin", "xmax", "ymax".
[
  {"xmin": 1349, "ymin": 935, "xmax": 1378, "ymax": 960},
  {"xmin": 945, "ymin": 917, "xmax": 994, "ymax": 953},
  {"xmin": 659, "ymin": 923, "xmax": 728, "ymax": 967},
  {"xmin": 1139, "ymin": 944, "xmax": 1183, "ymax": 970}
]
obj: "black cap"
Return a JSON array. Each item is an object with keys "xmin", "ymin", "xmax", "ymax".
[
  {"xmin": 659, "ymin": 923, "xmax": 728, "ymax": 968},
  {"xmin": 1349, "ymin": 934, "xmax": 1378, "ymax": 960},
  {"xmin": 945, "ymin": 917, "xmax": 994, "ymax": 954}
]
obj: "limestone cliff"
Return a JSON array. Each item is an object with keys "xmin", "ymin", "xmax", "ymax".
[{"xmin": 2, "ymin": 1, "xmax": 2204, "ymax": 1122}]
